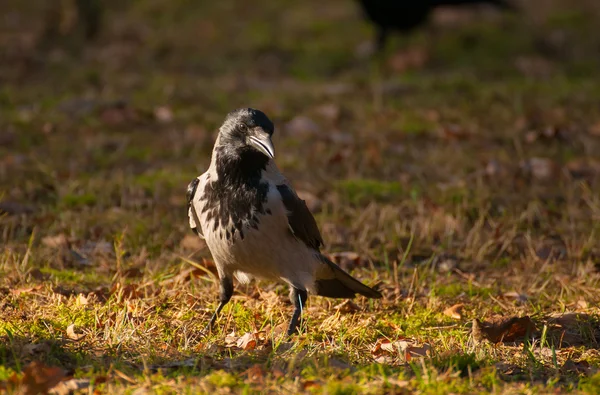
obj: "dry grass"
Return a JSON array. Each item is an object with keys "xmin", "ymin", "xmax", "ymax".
[{"xmin": 1, "ymin": 0, "xmax": 600, "ymax": 393}]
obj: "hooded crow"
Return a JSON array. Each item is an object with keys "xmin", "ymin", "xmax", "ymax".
[
  {"xmin": 357, "ymin": 0, "xmax": 515, "ymax": 51},
  {"xmin": 187, "ymin": 108, "xmax": 382, "ymax": 336}
]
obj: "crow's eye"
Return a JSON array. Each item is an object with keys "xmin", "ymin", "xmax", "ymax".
[{"xmin": 238, "ymin": 123, "xmax": 247, "ymax": 131}]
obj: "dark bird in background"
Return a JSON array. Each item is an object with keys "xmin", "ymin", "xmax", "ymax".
[
  {"xmin": 357, "ymin": 0, "xmax": 516, "ymax": 52},
  {"xmin": 187, "ymin": 108, "xmax": 382, "ymax": 336}
]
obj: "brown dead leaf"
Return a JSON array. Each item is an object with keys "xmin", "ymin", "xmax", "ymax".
[
  {"xmin": 224, "ymin": 331, "xmax": 237, "ymax": 347},
  {"xmin": 546, "ymin": 312, "xmax": 599, "ymax": 347},
  {"xmin": 302, "ymin": 380, "xmax": 321, "ymax": 390},
  {"xmin": 372, "ymin": 338, "xmax": 431, "ymax": 363},
  {"xmin": 66, "ymin": 324, "xmax": 85, "ymax": 341},
  {"xmin": 443, "ymin": 304, "xmax": 464, "ymax": 320},
  {"xmin": 48, "ymin": 378, "xmax": 90, "ymax": 395},
  {"xmin": 75, "ymin": 294, "xmax": 89, "ymax": 306},
  {"xmin": 10, "ymin": 285, "xmax": 43, "ymax": 296},
  {"xmin": 236, "ymin": 332, "xmax": 258, "ymax": 351},
  {"xmin": 243, "ymin": 364, "xmax": 266, "ymax": 384},
  {"xmin": 472, "ymin": 316, "xmax": 537, "ymax": 343},
  {"xmin": 16, "ymin": 361, "xmax": 66, "ymax": 395}
]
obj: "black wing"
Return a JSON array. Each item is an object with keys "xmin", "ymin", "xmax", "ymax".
[
  {"xmin": 187, "ymin": 178, "xmax": 201, "ymax": 236},
  {"xmin": 276, "ymin": 184, "xmax": 324, "ymax": 251}
]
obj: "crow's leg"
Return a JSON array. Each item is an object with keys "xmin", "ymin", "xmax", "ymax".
[
  {"xmin": 204, "ymin": 276, "xmax": 233, "ymax": 333},
  {"xmin": 287, "ymin": 287, "xmax": 308, "ymax": 336}
]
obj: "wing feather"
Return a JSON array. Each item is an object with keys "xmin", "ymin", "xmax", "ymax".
[
  {"xmin": 276, "ymin": 184, "xmax": 323, "ymax": 251},
  {"xmin": 187, "ymin": 177, "xmax": 203, "ymax": 238}
]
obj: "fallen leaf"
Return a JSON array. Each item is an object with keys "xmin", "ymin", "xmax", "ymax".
[
  {"xmin": 443, "ymin": 304, "xmax": 464, "ymax": 320},
  {"xmin": 243, "ymin": 364, "xmax": 265, "ymax": 384},
  {"xmin": 10, "ymin": 285, "xmax": 43, "ymax": 296},
  {"xmin": 16, "ymin": 361, "xmax": 66, "ymax": 395},
  {"xmin": 224, "ymin": 331, "xmax": 238, "ymax": 347},
  {"xmin": 302, "ymin": 380, "xmax": 321, "ymax": 390},
  {"xmin": 75, "ymin": 294, "xmax": 89, "ymax": 306},
  {"xmin": 472, "ymin": 316, "xmax": 537, "ymax": 343},
  {"xmin": 66, "ymin": 324, "xmax": 85, "ymax": 341},
  {"xmin": 372, "ymin": 338, "xmax": 431, "ymax": 362},
  {"xmin": 271, "ymin": 367, "xmax": 285, "ymax": 379},
  {"xmin": 546, "ymin": 312, "xmax": 599, "ymax": 346},
  {"xmin": 48, "ymin": 378, "xmax": 90, "ymax": 395},
  {"xmin": 236, "ymin": 332, "xmax": 258, "ymax": 351}
]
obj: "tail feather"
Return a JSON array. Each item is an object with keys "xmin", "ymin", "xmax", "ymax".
[{"xmin": 315, "ymin": 255, "xmax": 382, "ymax": 299}]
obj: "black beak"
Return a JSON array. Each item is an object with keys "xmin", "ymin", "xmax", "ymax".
[{"xmin": 248, "ymin": 134, "xmax": 275, "ymax": 159}]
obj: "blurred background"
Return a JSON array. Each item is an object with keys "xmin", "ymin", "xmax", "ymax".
[
  {"xmin": 1, "ymin": 0, "xmax": 600, "ymax": 272},
  {"xmin": 2, "ymin": 2, "xmax": 600, "ymax": 388}
]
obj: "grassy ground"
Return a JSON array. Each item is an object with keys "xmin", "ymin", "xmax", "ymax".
[{"xmin": 2, "ymin": 0, "xmax": 600, "ymax": 393}]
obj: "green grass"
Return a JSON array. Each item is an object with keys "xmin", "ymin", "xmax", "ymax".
[{"xmin": 1, "ymin": 0, "xmax": 600, "ymax": 393}]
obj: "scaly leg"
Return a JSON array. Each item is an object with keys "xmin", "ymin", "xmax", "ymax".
[
  {"xmin": 287, "ymin": 287, "xmax": 308, "ymax": 336},
  {"xmin": 203, "ymin": 276, "xmax": 233, "ymax": 334}
]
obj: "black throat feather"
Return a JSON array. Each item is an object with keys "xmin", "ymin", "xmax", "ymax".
[{"xmin": 201, "ymin": 146, "xmax": 271, "ymax": 241}]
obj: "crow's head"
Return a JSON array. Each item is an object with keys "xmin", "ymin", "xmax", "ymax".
[{"xmin": 218, "ymin": 108, "xmax": 275, "ymax": 159}]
